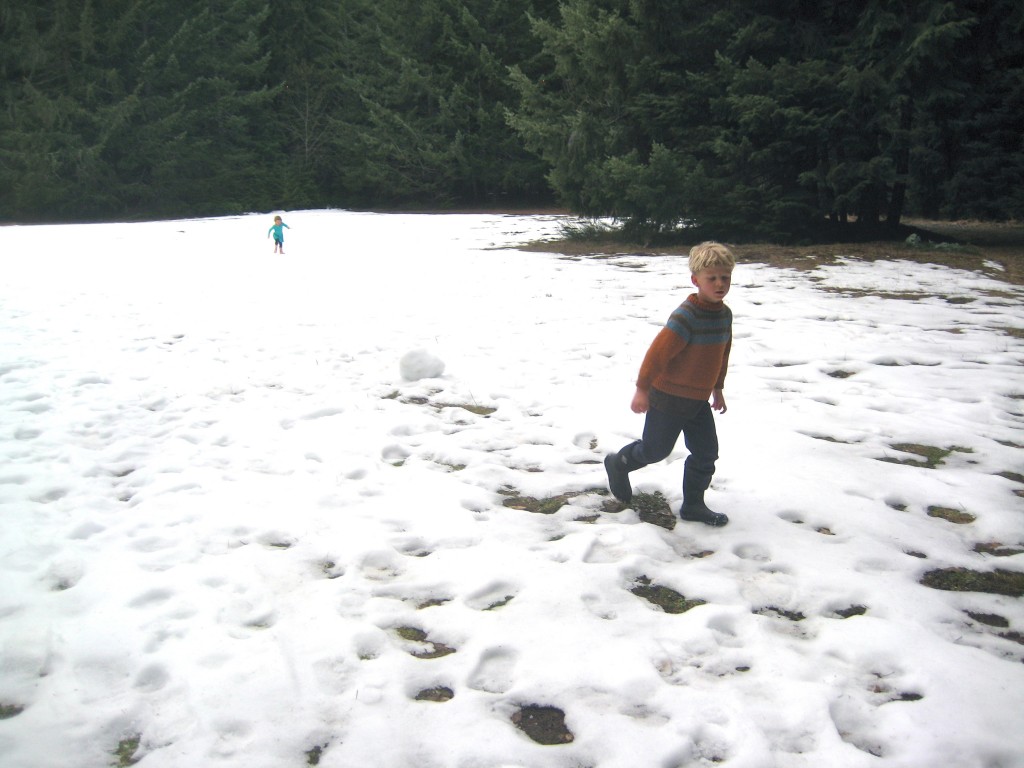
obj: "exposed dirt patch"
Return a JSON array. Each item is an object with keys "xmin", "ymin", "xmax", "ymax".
[
  {"xmin": 833, "ymin": 605, "xmax": 868, "ymax": 619},
  {"xmin": 511, "ymin": 704, "xmax": 574, "ymax": 745},
  {"xmin": 501, "ymin": 491, "xmax": 579, "ymax": 515},
  {"xmin": 755, "ymin": 606, "xmax": 807, "ymax": 622},
  {"xmin": 394, "ymin": 627, "xmax": 457, "ymax": 659},
  {"xmin": 113, "ymin": 736, "xmax": 141, "ymax": 767},
  {"xmin": 966, "ymin": 611, "xmax": 1009, "ymax": 628},
  {"xmin": 927, "ymin": 505, "xmax": 976, "ymax": 525},
  {"xmin": 630, "ymin": 576, "xmax": 706, "ymax": 614},
  {"xmin": 631, "ymin": 491, "xmax": 677, "ymax": 530},
  {"xmin": 973, "ymin": 542, "xmax": 1024, "ymax": 557},
  {"xmin": 921, "ymin": 568, "xmax": 1024, "ymax": 597},
  {"xmin": 521, "ymin": 219, "xmax": 1024, "ymax": 285},
  {"xmin": 878, "ymin": 443, "xmax": 973, "ymax": 469},
  {"xmin": 415, "ymin": 686, "xmax": 455, "ymax": 702}
]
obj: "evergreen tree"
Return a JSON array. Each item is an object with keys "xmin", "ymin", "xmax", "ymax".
[
  {"xmin": 2, "ymin": 0, "xmax": 1020, "ymax": 227},
  {"xmin": 0, "ymin": 0, "xmax": 135, "ymax": 217},
  {"xmin": 109, "ymin": 0, "xmax": 277, "ymax": 217},
  {"xmin": 1, "ymin": 0, "xmax": 276, "ymax": 220},
  {"xmin": 933, "ymin": 0, "xmax": 1024, "ymax": 219},
  {"xmin": 510, "ymin": 0, "xmax": 1018, "ymax": 240},
  {"xmin": 320, "ymin": 0, "xmax": 555, "ymax": 208}
]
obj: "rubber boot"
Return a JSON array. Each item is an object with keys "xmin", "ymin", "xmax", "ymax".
[
  {"xmin": 680, "ymin": 475, "xmax": 728, "ymax": 527},
  {"xmin": 604, "ymin": 445, "xmax": 644, "ymax": 503}
]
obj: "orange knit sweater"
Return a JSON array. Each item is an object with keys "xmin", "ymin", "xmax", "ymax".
[{"xmin": 636, "ymin": 294, "xmax": 732, "ymax": 401}]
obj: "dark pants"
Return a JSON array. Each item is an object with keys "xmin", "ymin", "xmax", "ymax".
[{"xmin": 619, "ymin": 398, "xmax": 718, "ymax": 502}]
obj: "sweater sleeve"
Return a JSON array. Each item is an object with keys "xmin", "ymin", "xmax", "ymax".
[
  {"xmin": 636, "ymin": 327, "xmax": 688, "ymax": 391},
  {"xmin": 715, "ymin": 335, "xmax": 732, "ymax": 390}
]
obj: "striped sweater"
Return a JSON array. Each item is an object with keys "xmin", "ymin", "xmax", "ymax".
[{"xmin": 636, "ymin": 294, "xmax": 732, "ymax": 401}]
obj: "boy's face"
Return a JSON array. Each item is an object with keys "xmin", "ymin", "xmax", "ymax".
[{"xmin": 691, "ymin": 266, "xmax": 733, "ymax": 304}]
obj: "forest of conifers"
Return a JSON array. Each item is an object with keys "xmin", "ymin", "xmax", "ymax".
[{"xmin": 2, "ymin": 1, "xmax": 1021, "ymax": 240}]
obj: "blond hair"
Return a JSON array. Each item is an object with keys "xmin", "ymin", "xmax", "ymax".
[{"xmin": 688, "ymin": 242, "xmax": 735, "ymax": 273}]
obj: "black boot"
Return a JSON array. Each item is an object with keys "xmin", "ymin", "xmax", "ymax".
[
  {"xmin": 680, "ymin": 472, "xmax": 728, "ymax": 526},
  {"xmin": 680, "ymin": 498, "xmax": 729, "ymax": 527},
  {"xmin": 604, "ymin": 450, "xmax": 636, "ymax": 503}
]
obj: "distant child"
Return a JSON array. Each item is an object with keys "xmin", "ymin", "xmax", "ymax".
[
  {"xmin": 267, "ymin": 215, "xmax": 290, "ymax": 254},
  {"xmin": 605, "ymin": 242, "xmax": 735, "ymax": 526}
]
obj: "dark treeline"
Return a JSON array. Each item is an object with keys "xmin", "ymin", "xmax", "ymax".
[{"xmin": 2, "ymin": 0, "xmax": 1021, "ymax": 240}]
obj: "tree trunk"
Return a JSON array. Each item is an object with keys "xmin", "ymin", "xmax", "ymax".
[{"xmin": 886, "ymin": 98, "xmax": 912, "ymax": 227}]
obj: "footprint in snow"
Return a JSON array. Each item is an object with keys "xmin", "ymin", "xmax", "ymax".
[
  {"xmin": 581, "ymin": 591, "xmax": 620, "ymax": 620},
  {"xmin": 467, "ymin": 647, "xmax": 518, "ymax": 693},
  {"xmin": 582, "ymin": 529, "xmax": 629, "ymax": 564},
  {"xmin": 464, "ymin": 580, "xmax": 518, "ymax": 611},
  {"xmin": 358, "ymin": 551, "xmax": 405, "ymax": 582},
  {"xmin": 733, "ymin": 542, "xmax": 772, "ymax": 562},
  {"xmin": 133, "ymin": 663, "xmax": 171, "ymax": 693}
]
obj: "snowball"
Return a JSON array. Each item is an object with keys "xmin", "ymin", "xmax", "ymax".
[{"xmin": 400, "ymin": 349, "xmax": 445, "ymax": 381}]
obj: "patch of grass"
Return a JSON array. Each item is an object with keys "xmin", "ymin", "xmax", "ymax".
[
  {"xmin": 927, "ymin": 505, "xmax": 976, "ymax": 524},
  {"xmin": 484, "ymin": 595, "xmax": 514, "ymax": 611},
  {"xmin": 601, "ymin": 497, "xmax": 626, "ymax": 513},
  {"xmin": 630, "ymin": 576, "xmax": 705, "ymax": 614},
  {"xmin": 834, "ymin": 605, "xmax": 868, "ymax": 619},
  {"xmin": 395, "ymin": 627, "xmax": 457, "ymax": 659},
  {"xmin": 319, "ymin": 560, "xmax": 343, "ymax": 579},
  {"xmin": 416, "ymin": 597, "xmax": 452, "ymax": 609},
  {"xmin": 973, "ymin": 542, "xmax": 1024, "ymax": 557},
  {"xmin": 449, "ymin": 403, "xmax": 497, "ymax": 416},
  {"xmin": 306, "ymin": 745, "xmax": 326, "ymax": 765},
  {"xmin": 921, "ymin": 568, "xmax": 1024, "ymax": 597},
  {"xmin": 966, "ymin": 611, "xmax": 1009, "ymax": 628},
  {"xmin": 392, "ymin": 391, "xmax": 496, "ymax": 416},
  {"xmin": 502, "ymin": 491, "xmax": 584, "ymax": 514},
  {"xmin": 894, "ymin": 692, "xmax": 925, "ymax": 702},
  {"xmin": 0, "ymin": 703, "xmax": 24, "ymax": 719},
  {"xmin": 879, "ymin": 443, "xmax": 972, "ymax": 469},
  {"xmin": 631, "ymin": 491, "xmax": 677, "ymax": 530},
  {"xmin": 996, "ymin": 470, "xmax": 1024, "ymax": 484},
  {"xmin": 806, "ymin": 432, "xmax": 856, "ymax": 443},
  {"xmin": 112, "ymin": 736, "xmax": 141, "ymax": 767},
  {"xmin": 755, "ymin": 606, "xmax": 807, "ymax": 622},
  {"xmin": 557, "ymin": 218, "xmax": 619, "ymax": 242},
  {"xmin": 519, "ymin": 218, "xmax": 1024, "ymax": 285},
  {"xmin": 511, "ymin": 704, "xmax": 574, "ymax": 745},
  {"xmin": 415, "ymin": 687, "xmax": 454, "ymax": 703},
  {"xmin": 436, "ymin": 460, "xmax": 466, "ymax": 471},
  {"xmin": 904, "ymin": 232, "xmax": 975, "ymax": 254}
]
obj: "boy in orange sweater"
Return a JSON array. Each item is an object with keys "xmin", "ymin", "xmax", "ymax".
[{"xmin": 605, "ymin": 242, "xmax": 735, "ymax": 526}]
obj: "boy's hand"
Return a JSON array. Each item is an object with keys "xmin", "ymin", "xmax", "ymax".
[
  {"xmin": 631, "ymin": 387, "xmax": 649, "ymax": 414},
  {"xmin": 712, "ymin": 388, "xmax": 727, "ymax": 413}
]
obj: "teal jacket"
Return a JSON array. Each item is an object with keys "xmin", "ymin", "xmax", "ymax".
[{"xmin": 268, "ymin": 222, "xmax": 290, "ymax": 240}]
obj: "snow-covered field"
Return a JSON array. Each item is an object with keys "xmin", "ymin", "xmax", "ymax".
[{"xmin": 0, "ymin": 211, "xmax": 1022, "ymax": 768}]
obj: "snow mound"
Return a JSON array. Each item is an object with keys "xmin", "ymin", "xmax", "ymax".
[{"xmin": 400, "ymin": 349, "xmax": 445, "ymax": 380}]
